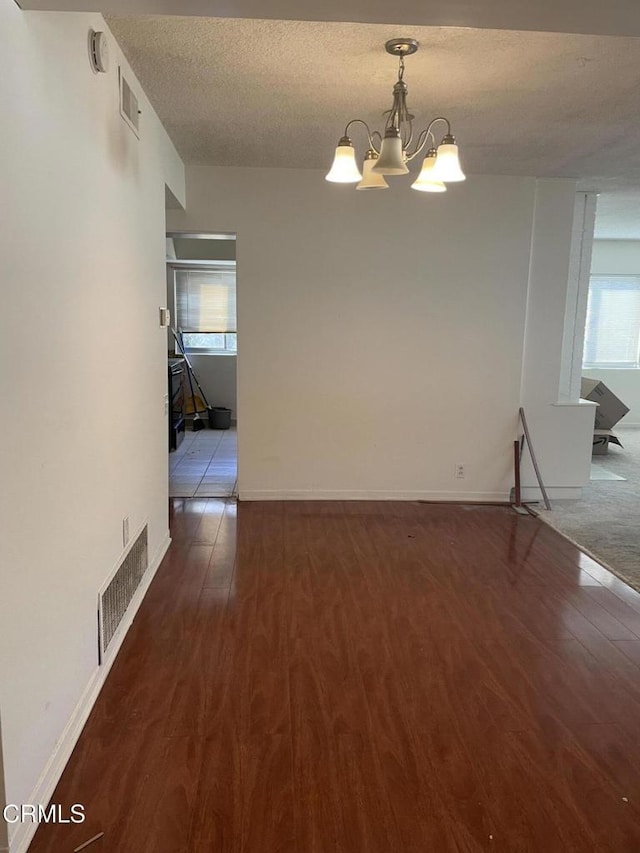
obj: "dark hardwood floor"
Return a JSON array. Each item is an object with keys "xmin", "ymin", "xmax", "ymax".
[{"xmin": 29, "ymin": 499, "xmax": 640, "ymax": 852}]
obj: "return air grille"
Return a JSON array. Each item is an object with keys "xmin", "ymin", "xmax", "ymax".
[
  {"xmin": 118, "ymin": 66, "xmax": 140, "ymax": 138},
  {"xmin": 99, "ymin": 525, "xmax": 148, "ymax": 659}
]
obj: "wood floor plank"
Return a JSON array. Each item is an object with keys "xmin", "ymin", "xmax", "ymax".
[
  {"xmin": 334, "ymin": 733, "xmax": 400, "ymax": 853},
  {"xmin": 203, "ymin": 501, "xmax": 237, "ymax": 588},
  {"xmin": 164, "ymin": 588, "xmax": 230, "ymax": 737},
  {"xmin": 141, "ymin": 736, "xmax": 202, "ymax": 853},
  {"xmin": 29, "ymin": 500, "xmax": 640, "ymax": 852},
  {"xmin": 191, "ymin": 498, "xmax": 227, "ymax": 544},
  {"xmin": 614, "ymin": 640, "xmax": 640, "ymax": 669},
  {"xmin": 240, "ymin": 735, "xmax": 296, "ymax": 853},
  {"xmin": 566, "ymin": 587, "xmax": 639, "ymax": 641},
  {"xmin": 187, "ymin": 734, "xmax": 242, "ymax": 853},
  {"xmin": 589, "ymin": 571, "xmax": 640, "ymax": 615},
  {"xmin": 584, "ymin": 586, "xmax": 640, "ymax": 638}
]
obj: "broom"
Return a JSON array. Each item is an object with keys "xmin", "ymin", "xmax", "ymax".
[
  {"xmin": 183, "ymin": 352, "xmax": 205, "ymax": 431},
  {"xmin": 172, "ymin": 329, "xmax": 206, "ymax": 431},
  {"xmin": 171, "ymin": 328, "xmax": 215, "ymax": 428}
]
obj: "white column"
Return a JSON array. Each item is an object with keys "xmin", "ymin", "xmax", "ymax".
[
  {"xmin": 559, "ymin": 192, "xmax": 598, "ymax": 402},
  {"xmin": 519, "ymin": 180, "xmax": 597, "ymax": 501}
]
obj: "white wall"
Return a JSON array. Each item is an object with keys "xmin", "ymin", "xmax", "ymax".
[
  {"xmin": 583, "ymin": 239, "xmax": 640, "ymax": 425},
  {"xmin": 0, "ymin": 4, "xmax": 184, "ymax": 851},
  {"xmin": 167, "ymin": 166, "xmax": 588, "ymax": 501},
  {"xmin": 187, "ymin": 355, "xmax": 237, "ymax": 417}
]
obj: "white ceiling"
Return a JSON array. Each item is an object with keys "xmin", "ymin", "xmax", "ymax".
[{"xmin": 105, "ymin": 15, "xmax": 640, "ymax": 187}]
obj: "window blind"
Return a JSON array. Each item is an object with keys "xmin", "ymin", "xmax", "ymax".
[
  {"xmin": 583, "ymin": 276, "xmax": 640, "ymax": 368},
  {"xmin": 174, "ymin": 268, "xmax": 236, "ymax": 333}
]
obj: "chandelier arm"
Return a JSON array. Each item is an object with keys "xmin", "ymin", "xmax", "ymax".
[
  {"xmin": 385, "ymin": 98, "xmax": 402, "ymax": 132},
  {"xmin": 425, "ymin": 116, "xmax": 452, "ymax": 138},
  {"xmin": 344, "ymin": 118, "xmax": 377, "ymax": 152},
  {"xmin": 371, "ymin": 130, "xmax": 383, "ymax": 151},
  {"xmin": 405, "ymin": 118, "xmax": 452, "ymax": 161},
  {"xmin": 406, "ymin": 128, "xmax": 436, "ymax": 162},
  {"xmin": 405, "ymin": 130, "xmax": 428, "ymax": 162},
  {"xmin": 403, "ymin": 118, "xmax": 414, "ymax": 151}
]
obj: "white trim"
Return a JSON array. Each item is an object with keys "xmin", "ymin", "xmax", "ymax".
[
  {"xmin": 166, "ymin": 259, "xmax": 236, "ymax": 269},
  {"xmin": 238, "ymin": 489, "xmax": 509, "ymax": 502},
  {"xmin": 183, "ymin": 350, "xmax": 237, "ymax": 357},
  {"xmin": 166, "ymin": 231, "xmax": 236, "ymax": 240},
  {"xmin": 9, "ymin": 533, "xmax": 171, "ymax": 853}
]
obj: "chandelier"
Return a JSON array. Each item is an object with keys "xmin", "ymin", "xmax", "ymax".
[{"xmin": 326, "ymin": 38, "xmax": 466, "ymax": 192}]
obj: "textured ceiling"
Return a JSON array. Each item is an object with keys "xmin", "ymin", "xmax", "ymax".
[{"xmin": 106, "ymin": 16, "xmax": 640, "ymax": 186}]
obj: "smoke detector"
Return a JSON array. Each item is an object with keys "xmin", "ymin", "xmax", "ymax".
[{"xmin": 89, "ymin": 30, "xmax": 109, "ymax": 74}]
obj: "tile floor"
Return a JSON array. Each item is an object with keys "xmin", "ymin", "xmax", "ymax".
[{"xmin": 169, "ymin": 426, "xmax": 237, "ymax": 497}]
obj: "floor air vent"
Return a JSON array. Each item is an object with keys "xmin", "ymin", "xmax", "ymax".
[{"xmin": 99, "ymin": 525, "xmax": 148, "ymax": 660}]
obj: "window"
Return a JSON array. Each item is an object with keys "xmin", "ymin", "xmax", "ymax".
[
  {"xmin": 174, "ymin": 266, "xmax": 236, "ymax": 354},
  {"xmin": 583, "ymin": 275, "xmax": 640, "ymax": 368}
]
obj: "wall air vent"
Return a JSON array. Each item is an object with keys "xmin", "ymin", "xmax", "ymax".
[
  {"xmin": 118, "ymin": 66, "xmax": 140, "ymax": 138},
  {"xmin": 98, "ymin": 524, "xmax": 148, "ymax": 661}
]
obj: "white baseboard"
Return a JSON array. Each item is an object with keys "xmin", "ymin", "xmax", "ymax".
[
  {"xmin": 238, "ymin": 489, "xmax": 509, "ymax": 502},
  {"xmin": 9, "ymin": 533, "xmax": 171, "ymax": 853}
]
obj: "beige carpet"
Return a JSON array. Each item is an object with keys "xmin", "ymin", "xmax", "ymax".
[{"xmin": 540, "ymin": 428, "xmax": 640, "ymax": 590}]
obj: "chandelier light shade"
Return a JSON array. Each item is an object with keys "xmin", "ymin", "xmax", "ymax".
[
  {"xmin": 411, "ymin": 149, "xmax": 447, "ymax": 192},
  {"xmin": 356, "ymin": 150, "xmax": 390, "ymax": 190},
  {"xmin": 430, "ymin": 137, "xmax": 466, "ymax": 182},
  {"xmin": 326, "ymin": 38, "xmax": 466, "ymax": 193},
  {"xmin": 325, "ymin": 136, "xmax": 362, "ymax": 183},
  {"xmin": 372, "ymin": 129, "xmax": 409, "ymax": 175}
]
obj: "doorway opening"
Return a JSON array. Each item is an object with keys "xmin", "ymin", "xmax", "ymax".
[
  {"xmin": 166, "ymin": 232, "xmax": 237, "ymax": 498},
  {"xmin": 546, "ymin": 192, "xmax": 640, "ymax": 590}
]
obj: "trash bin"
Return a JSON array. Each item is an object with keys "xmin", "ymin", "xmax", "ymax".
[{"xmin": 208, "ymin": 406, "xmax": 232, "ymax": 430}]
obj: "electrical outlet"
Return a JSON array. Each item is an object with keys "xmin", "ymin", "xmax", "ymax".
[
  {"xmin": 122, "ymin": 516, "xmax": 130, "ymax": 547},
  {"xmin": 455, "ymin": 464, "xmax": 465, "ymax": 479},
  {"xmin": 163, "ymin": 393, "xmax": 169, "ymax": 415}
]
